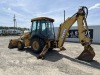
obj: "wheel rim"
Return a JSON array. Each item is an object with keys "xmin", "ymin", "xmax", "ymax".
[{"xmin": 32, "ymin": 41, "xmax": 39, "ymax": 50}]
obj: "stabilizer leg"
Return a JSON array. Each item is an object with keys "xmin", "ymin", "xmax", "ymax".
[
  {"xmin": 37, "ymin": 41, "xmax": 50, "ymax": 59},
  {"xmin": 59, "ymin": 47, "xmax": 66, "ymax": 51}
]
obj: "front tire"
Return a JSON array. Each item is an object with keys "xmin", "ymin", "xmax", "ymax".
[
  {"xmin": 31, "ymin": 38, "xmax": 45, "ymax": 54},
  {"xmin": 17, "ymin": 41, "xmax": 24, "ymax": 50}
]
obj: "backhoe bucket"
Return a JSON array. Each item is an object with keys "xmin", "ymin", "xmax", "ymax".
[{"xmin": 77, "ymin": 45, "xmax": 95, "ymax": 62}]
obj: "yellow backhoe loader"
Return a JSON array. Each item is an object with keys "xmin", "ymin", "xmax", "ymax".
[{"xmin": 8, "ymin": 6, "xmax": 95, "ymax": 61}]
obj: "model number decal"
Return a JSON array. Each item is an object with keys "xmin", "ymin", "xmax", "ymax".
[{"xmin": 61, "ymin": 29, "xmax": 67, "ymax": 38}]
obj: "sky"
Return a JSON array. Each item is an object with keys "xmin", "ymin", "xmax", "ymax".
[{"xmin": 0, "ymin": 0, "xmax": 100, "ymax": 28}]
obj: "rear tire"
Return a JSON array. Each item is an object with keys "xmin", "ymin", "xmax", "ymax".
[
  {"xmin": 17, "ymin": 41, "xmax": 24, "ymax": 50},
  {"xmin": 31, "ymin": 38, "xmax": 45, "ymax": 54}
]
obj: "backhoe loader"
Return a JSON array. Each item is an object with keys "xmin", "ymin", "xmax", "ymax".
[{"xmin": 8, "ymin": 6, "xmax": 95, "ymax": 61}]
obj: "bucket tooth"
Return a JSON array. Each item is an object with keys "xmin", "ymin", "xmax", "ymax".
[{"xmin": 77, "ymin": 45, "xmax": 95, "ymax": 62}]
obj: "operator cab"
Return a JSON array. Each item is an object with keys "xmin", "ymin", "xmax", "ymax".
[{"xmin": 31, "ymin": 17, "xmax": 55, "ymax": 40}]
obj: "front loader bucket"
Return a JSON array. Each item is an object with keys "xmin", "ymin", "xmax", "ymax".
[
  {"xmin": 8, "ymin": 39, "xmax": 18, "ymax": 49},
  {"xmin": 77, "ymin": 45, "xmax": 95, "ymax": 62}
]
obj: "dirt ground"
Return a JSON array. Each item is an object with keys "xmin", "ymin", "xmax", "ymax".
[{"xmin": 0, "ymin": 36, "xmax": 100, "ymax": 75}]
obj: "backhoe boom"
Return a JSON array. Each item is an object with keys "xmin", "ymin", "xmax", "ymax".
[{"xmin": 57, "ymin": 6, "xmax": 95, "ymax": 61}]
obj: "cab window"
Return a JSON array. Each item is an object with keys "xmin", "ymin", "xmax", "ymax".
[{"xmin": 32, "ymin": 21, "xmax": 37, "ymax": 31}]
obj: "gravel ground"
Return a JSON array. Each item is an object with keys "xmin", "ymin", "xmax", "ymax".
[{"xmin": 0, "ymin": 36, "xmax": 100, "ymax": 75}]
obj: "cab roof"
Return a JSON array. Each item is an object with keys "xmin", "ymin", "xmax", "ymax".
[{"xmin": 31, "ymin": 17, "xmax": 54, "ymax": 22}]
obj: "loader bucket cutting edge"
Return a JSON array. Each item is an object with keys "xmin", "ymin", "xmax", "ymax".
[{"xmin": 76, "ymin": 45, "xmax": 95, "ymax": 62}]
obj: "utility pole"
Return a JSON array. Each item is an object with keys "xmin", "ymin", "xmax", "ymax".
[
  {"xmin": 13, "ymin": 14, "xmax": 16, "ymax": 32},
  {"xmin": 64, "ymin": 10, "xmax": 65, "ymax": 22},
  {"xmin": 16, "ymin": 20, "xmax": 17, "ymax": 30}
]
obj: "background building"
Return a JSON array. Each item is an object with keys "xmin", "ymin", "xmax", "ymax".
[
  {"xmin": 55, "ymin": 25, "xmax": 100, "ymax": 44},
  {"xmin": 0, "ymin": 26, "xmax": 29, "ymax": 36}
]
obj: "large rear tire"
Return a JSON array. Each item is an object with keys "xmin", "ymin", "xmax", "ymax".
[{"xmin": 31, "ymin": 38, "xmax": 45, "ymax": 54}]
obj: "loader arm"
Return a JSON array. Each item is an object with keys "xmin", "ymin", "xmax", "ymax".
[{"xmin": 57, "ymin": 6, "xmax": 95, "ymax": 61}]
